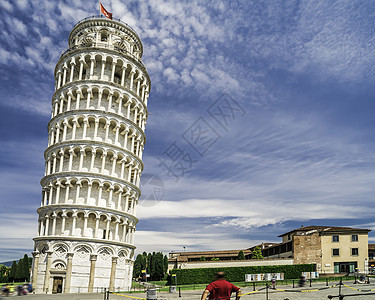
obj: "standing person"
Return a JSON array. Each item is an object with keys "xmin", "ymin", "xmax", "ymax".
[
  {"xmin": 271, "ymin": 276, "xmax": 276, "ymax": 289},
  {"xmin": 298, "ymin": 275, "xmax": 306, "ymax": 287},
  {"xmin": 201, "ymin": 272, "xmax": 241, "ymax": 300}
]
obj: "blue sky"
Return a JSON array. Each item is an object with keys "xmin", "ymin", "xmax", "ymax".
[{"xmin": 1, "ymin": 0, "xmax": 375, "ymax": 262}]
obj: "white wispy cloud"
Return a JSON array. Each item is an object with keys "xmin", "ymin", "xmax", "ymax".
[
  {"xmin": 0, "ymin": 0, "xmax": 12, "ymax": 12},
  {"xmin": 135, "ymin": 230, "xmax": 263, "ymax": 253},
  {"xmin": 138, "ymin": 200, "xmax": 367, "ymax": 225}
]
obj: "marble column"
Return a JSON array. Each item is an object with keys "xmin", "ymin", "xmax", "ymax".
[
  {"xmin": 64, "ymin": 253, "xmax": 74, "ymax": 293},
  {"xmin": 31, "ymin": 251, "xmax": 40, "ymax": 291},
  {"xmin": 43, "ymin": 251, "xmax": 53, "ymax": 293},
  {"xmin": 88, "ymin": 254, "xmax": 97, "ymax": 293},
  {"xmin": 109, "ymin": 257, "xmax": 118, "ymax": 292}
]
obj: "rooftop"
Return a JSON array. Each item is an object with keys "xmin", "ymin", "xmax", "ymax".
[
  {"xmin": 73, "ymin": 15, "xmax": 136, "ymax": 32},
  {"xmin": 169, "ymin": 249, "xmax": 251, "ymax": 262},
  {"xmin": 170, "ymin": 249, "xmax": 251, "ymax": 256},
  {"xmin": 249, "ymin": 243, "xmax": 279, "ymax": 250},
  {"xmin": 279, "ymin": 225, "xmax": 371, "ymax": 237}
]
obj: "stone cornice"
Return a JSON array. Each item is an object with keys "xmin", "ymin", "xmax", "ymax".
[
  {"xmin": 44, "ymin": 140, "xmax": 144, "ymax": 171},
  {"xmin": 33, "ymin": 236, "xmax": 136, "ymax": 250},
  {"xmin": 52, "ymin": 80, "xmax": 148, "ymax": 115},
  {"xmin": 37, "ymin": 204, "xmax": 139, "ymax": 224},
  {"xmin": 47, "ymin": 108, "xmax": 146, "ymax": 143},
  {"xmin": 55, "ymin": 48, "xmax": 150, "ymax": 89},
  {"xmin": 41, "ymin": 172, "xmax": 141, "ymax": 196}
]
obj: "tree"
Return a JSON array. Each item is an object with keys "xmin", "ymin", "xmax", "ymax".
[
  {"xmin": 142, "ymin": 251, "xmax": 148, "ymax": 266},
  {"xmin": 22, "ymin": 254, "xmax": 30, "ymax": 282},
  {"xmin": 147, "ymin": 253, "xmax": 152, "ymax": 272},
  {"xmin": 153, "ymin": 252, "xmax": 164, "ymax": 280},
  {"xmin": 211, "ymin": 257, "xmax": 219, "ymax": 261},
  {"xmin": 237, "ymin": 250, "xmax": 245, "ymax": 260},
  {"xmin": 133, "ymin": 254, "xmax": 144, "ymax": 278},
  {"xmin": 134, "ymin": 252, "xmax": 169, "ymax": 281},
  {"xmin": 133, "ymin": 254, "xmax": 141, "ymax": 278},
  {"xmin": 163, "ymin": 255, "xmax": 169, "ymax": 275},
  {"xmin": 15, "ymin": 259, "xmax": 23, "ymax": 281},
  {"xmin": 9, "ymin": 261, "xmax": 17, "ymax": 282},
  {"xmin": 251, "ymin": 246, "xmax": 264, "ymax": 259},
  {"xmin": 199, "ymin": 256, "xmax": 206, "ymax": 261},
  {"xmin": 148, "ymin": 252, "xmax": 155, "ymax": 280},
  {"xmin": 4, "ymin": 254, "xmax": 32, "ymax": 283},
  {"xmin": 0, "ymin": 265, "xmax": 9, "ymax": 283},
  {"xmin": 28, "ymin": 257, "xmax": 33, "ymax": 271}
]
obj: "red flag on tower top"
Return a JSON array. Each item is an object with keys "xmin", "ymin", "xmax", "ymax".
[{"xmin": 100, "ymin": 2, "xmax": 113, "ymax": 20}]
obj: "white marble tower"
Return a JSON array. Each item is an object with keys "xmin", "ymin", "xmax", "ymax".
[{"xmin": 31, "ymin": 16, "xmax": 150, "ymax": 294}]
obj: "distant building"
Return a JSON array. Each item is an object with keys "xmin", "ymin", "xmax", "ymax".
[
  {"xmin": 249, "ymin": 243, "xmax": 278, "ymax": 252},
  {"xmin": 169, "ymin": 243, "xmax": 278, "ymax": 267},
  {"xmin": 169, "ymin": 226, "xmax": 372, "ymax": 274},
  {"xmin": 169, "ymin": 249, "xmax": 251, "ymax": 265},
  {"xmin": 168, "ymin": 248, "xmax": 291, "ymax": 271},
  {"xmin": 369, "ymin": 244, "xmax": 375, "ymax": 271},
  {"xmin": 262, "ymin": 226, "xmax": 370, "ymax": 274},
  {"xmin": 168, "ymin": 249, "xmax": 251, "ymax": 269}
]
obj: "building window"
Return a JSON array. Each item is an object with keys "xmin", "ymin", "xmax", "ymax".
[
  {"xmin": 332, "ymin": 235, "xmax": 339, "ymax": 242},
  {"xmin": 369, "ymin": 252, "xmax": 374, "ymax": 260},
  {"xmin": 351, "ymin": 248, "xmax": 359, "ymax": 256},
  {"xmin": 351, "ymin": 235, "xmax": 358, "ymax": 242},
  {"xmin": 332, "ymin": 248, "xmax": 340, "ymax": 256},
  {"xmin": 101, "ymin": 31, "xmax": 108, "ymax": 42}
]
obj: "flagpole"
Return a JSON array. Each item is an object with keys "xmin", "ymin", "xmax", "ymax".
[{"xmin": 99, "ymin": 1, "xmax": 101, "ymax": 17}]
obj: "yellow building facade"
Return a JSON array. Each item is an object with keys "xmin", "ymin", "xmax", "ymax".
[
  {"xmin": 319, "ymin": 230, "xmax": 369, "ymax": 274},
  {"xmin": 263, "ymin": 226, "xmax": 370, "ymax": 274}
]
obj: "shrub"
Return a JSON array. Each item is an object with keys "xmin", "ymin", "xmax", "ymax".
[{"xmin": 167, "ymin": 264, "xmax": 315, "ymax": 285}]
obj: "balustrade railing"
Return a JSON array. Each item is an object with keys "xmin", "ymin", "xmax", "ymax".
[{"xmin": 73, "ymin": 15, "xmax": 137, "ymax": 33}]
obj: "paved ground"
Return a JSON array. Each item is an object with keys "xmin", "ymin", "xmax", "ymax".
[{"xmin": 3, "ymin": 281, "xmax": 375, "ymax": 299}]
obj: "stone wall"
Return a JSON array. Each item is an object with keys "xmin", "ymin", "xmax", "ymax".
[{"xmin": 293, "ymin": 233, "xmax": 322, "ymax": 270}]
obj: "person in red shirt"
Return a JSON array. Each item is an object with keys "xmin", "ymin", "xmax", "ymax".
[{"xmin": 201, "ymin": 272, "xmax": 241, "ymax": 300}]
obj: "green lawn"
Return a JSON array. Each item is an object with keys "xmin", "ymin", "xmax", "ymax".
[{"xmin": 146, "ymin": 280, "xmax": 168, "ymax": 286}]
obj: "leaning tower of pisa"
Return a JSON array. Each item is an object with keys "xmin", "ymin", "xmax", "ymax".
[{"xmin": 31, "ymin": 16, "xmax": 150, "ymax": 294}]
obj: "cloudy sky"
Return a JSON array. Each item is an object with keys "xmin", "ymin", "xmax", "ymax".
[{"xmin": 1, "ymin": 0, "xmax": 375, "ymax": 262}]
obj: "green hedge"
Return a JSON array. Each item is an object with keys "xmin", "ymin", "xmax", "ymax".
[{"xmin": 167, "ymin": 264, "xmax": 315, "ymax": 285}]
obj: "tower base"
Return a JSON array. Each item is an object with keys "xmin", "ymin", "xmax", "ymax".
[{"xmin": 32, "ymin": 239, "xmax": 134, "ymax": 294}]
